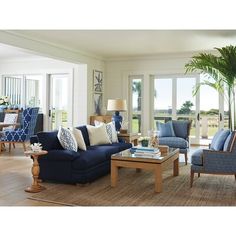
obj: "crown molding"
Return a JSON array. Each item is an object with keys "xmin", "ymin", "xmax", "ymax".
[
  {"xmin": 0, "ymin": 30, "xmax": 105, "ymax": 63},
  {"xmin": 105, "ymin": 49, "xmax": 217, "ymax": 62}
]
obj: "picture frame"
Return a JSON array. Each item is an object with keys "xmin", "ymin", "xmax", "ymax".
[
  {"xmin": 94, "ymin": 93, "xmax": 103, "ymax": 115},
  {"xmin": 93, "ymin": 70, "xmax": 103, "ymax": 93}
]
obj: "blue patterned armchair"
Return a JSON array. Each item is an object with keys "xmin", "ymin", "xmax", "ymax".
[
  {"xmin": 190, "ymin": 129, "xmax": 236, "ymax": 187},
  {"xmin": 0, "ymin": 107, "xmax": 39, "ymax": 153}
]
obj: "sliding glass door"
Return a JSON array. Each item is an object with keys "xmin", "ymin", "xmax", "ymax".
[{"xmin": 153, "ymin": 74, "xmax": 226, "ymax": 145}]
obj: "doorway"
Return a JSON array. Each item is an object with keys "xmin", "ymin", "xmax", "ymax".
[{"xmin": 48, "ymin": 73, "xmax": 73, "ymax": 130}]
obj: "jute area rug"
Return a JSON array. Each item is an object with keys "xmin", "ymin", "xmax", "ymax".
[{"xmin": 29, "ymin": 164, "xmax": 236, "ymax": 206}]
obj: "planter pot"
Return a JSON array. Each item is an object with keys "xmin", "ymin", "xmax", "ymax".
[{"xmin": 141, "ymin": 140, "xmax": 149, "ymax": 147}]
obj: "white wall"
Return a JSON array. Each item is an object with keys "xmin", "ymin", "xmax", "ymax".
[{"xmin": 105, "ymin": 53, "xmax": 196, "ymax": 134}]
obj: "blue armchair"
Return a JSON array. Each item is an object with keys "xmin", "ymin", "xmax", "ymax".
[
  {"xmin": 0, "ymin": 107, "xmax": 39, "ymax": 153},
  {"xmin": 190, "ymin": 129, "xmax": 236, "ymax": 187},
  {"xmin": 157, "ymin": 120, "xmax": 192, "ymax": 165}
]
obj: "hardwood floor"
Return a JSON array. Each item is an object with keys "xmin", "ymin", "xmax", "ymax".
[{"xmin": 0, "ymin": 143, "xmax": 60, "ymax": 206}]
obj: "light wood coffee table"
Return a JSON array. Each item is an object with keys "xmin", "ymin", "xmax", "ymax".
[{"xmin": 111, "ymin": 146, "xmax": 179, "ymax": 193}]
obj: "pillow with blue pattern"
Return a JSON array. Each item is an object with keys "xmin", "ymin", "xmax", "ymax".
[
  {"xmin": 57, "ymin": 126, "xmax": 77, "ymax": 152},
  {"xmin": 94, "ymin": 120, "xmax": 118, "ymax": 143}
]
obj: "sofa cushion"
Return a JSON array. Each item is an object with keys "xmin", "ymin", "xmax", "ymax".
[
  {"xmin": 86, "ymin": 124, "xmax": 111, "ymax": 146},
  {"xmin": 70, "ymin": 128, "xmax": 87, "ymax": 151},
  {"xmin": 159, "ymin": 137, "xmax": 188, "ymax": 149},
  {"xmin": 45, "ymin": 149, "xmax": 80, "ymax": 161},
  {"xmin": 72, "ymin": 151, "xmax": 109, "ymax": 171},
  {"xmin": 88, "ymin": 145, "xmax": 120, "ymax": 157},
  {"xmin": 76, "ymin": 126, "xmax": 90, "ymax": 146},
  {"xmin": 37, "ymin": 131, "xmax": 63, "ymax": 151},
  {"xmin": 172, "ymin": 120, "xmax": 191, "ymax": 139},
  {"xmin": 157, "ymin": 121, "xmax": 175, "ymax": 137},
  {"xmin": 191, "ymin": 149, "xmax": 204, "ymax": 166},
  {"xmin": 223, "ymin": 131, "xmax": 236, "ymax": 152},
  {"xmin": 57, "ymin": 126, "xmax": 78, "ymax": 152},
  {"xmin": 210, "ymin": 129, "xmax": 223, "ymax": 150},
  {"xmin": 95, "ymin": 121, "xmax": 118, "ymax": 143},
  {"xmin": 107, "ymin": 142, "xmax": 132, "ymax": 152},
  {"xmin": 210, "ymin": 129, "xmax": 230, "ymax": 151}
]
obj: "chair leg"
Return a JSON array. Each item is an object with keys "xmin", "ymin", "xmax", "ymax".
[
  {"xmin": 22, "ymin": 142, "xmax": 26, "ymax": 151},
  {"xmin": 13, "ymin": 143, "xmax": 15, "ymax": 149},
  {"xmin": 234, "ymin": 174, "xmax": 236, "ymax": 180},
  {"xmin": 190, "ymin": 169, "xmax": 194, "ymax": 187},
  {"xmin": 198, "ymin": 173, "xmax": 200, "ymax": 178},
  {"xmin": 9, "ymin": 143, "xmax": 11, "ymax": 152},
  {"xmin": 184, "ymin": 153, "xmax": 188, "ymax": 165}
]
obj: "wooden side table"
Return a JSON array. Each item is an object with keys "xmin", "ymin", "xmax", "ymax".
[
  {"xmin": 24, "ymin": 150, "xmax": 48, "ymax": 193},
  {"xmin": 117, "ymin": 133, "xmax": 139, "ymax": 146}
]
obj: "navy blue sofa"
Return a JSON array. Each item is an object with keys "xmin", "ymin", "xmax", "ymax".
[{"xmin": 30, "ymin": 125, "xmax": 132, "ymax": 184}]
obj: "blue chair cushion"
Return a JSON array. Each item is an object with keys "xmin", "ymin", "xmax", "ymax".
[
  {"xmin": 210, "ymin": 129, "xmax": 223, "ymax": 149},
  {"xmin": 210, "ymin": 129, "xmax": 230, "ymax": 151},
  {"xmin": 159, "ymin": 137, "xmax": 188, "ymax": 149},
  {"xmin": 223, "ymin": 131, "xmax": 236, "ymax": 152},
  {"xmin": 172, "ymin": 120, "xmax": 190, "ymax": 139},
  {"xmin": 157, "ymin": 121, "xmax": 175, "ymax": 137},
  {"xmin": 191, "ymin": 149, "xmax": 204, "ymax": 166}
]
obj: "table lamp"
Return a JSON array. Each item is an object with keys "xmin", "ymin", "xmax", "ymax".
[{"xmin": 107, "ymin": 99, "xmax": 127, "ymax": 131}]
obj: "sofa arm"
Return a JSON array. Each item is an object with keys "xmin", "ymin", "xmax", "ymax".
[
  {"xmin": 43, "ymin": 150, "xmax": 80, "ymax": 162},
  {"xmin": 203, "ymin": 150, "xmax": 236, "ymax": 173}
]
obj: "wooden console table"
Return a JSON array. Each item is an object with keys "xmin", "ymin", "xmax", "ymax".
[
  {"xmin": 90, "ymin": 115, "xmax": 112, "ymax": 125},
  {"xmin": 117, "ymin": 133, "xmax": 139, "ymax": 146}
]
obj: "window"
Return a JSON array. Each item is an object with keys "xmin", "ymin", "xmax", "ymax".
[
  {"xmin": 129, "ymin": 75, "xmax": 143, "ymax": 133},
  {"xmin": 2, "ymin": 74, "xmax": 43, "ymax": 110}
]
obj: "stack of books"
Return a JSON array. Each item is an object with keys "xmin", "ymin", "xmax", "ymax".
[{"xmin": 130, "ymin": 146, "xmax": 161, "ymax": 159}]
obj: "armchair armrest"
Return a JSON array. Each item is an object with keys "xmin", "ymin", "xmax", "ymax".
[{"xmin": 203, "ymin": 150, "xmax": 236, "ymax": 173}]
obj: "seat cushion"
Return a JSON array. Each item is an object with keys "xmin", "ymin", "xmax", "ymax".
[
  {"xmin": 172, "ymin": 120, "xmax": 191, "ymax": 139},
  {"xmin": 210, "ymin": 129, "xmax": 230, "ymax": 151},
  {"xmin": 72, "ymin": 145, "xmax": 120, "ymax": 170},
  {"xmin": 191, "ymin": 149, "xmax": 204, "ymax": 166},
  {"xmin": 159, "ymin": 137, "xmax": 188, "ymax": 149},
  {"xmin": 102, "ymin": 142, "xmax": 132, "ymax": 152},
  {"xmin": 157, "ymin": 121, "xmax": 175, "ymax": 137}
]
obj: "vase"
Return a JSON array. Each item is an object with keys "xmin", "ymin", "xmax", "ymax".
[{"xmin": 141, "ymin": 140, "xmax": 149, "ymax": 147}]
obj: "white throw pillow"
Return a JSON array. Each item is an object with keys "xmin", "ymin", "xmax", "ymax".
[
  {"xmin": 57, "ymin": 126, "xmax": 78, "ymax": 152},
  {"xmin": 94, "ymin": 121, "xmax": 118, "ymax": 143},
  {"xmin": 70, "ymin": 128, "xmax": 87, "ymax": 151},
  {"xmin": 86, "ymin": 124, "xmax": 111, "ymax": 146}
]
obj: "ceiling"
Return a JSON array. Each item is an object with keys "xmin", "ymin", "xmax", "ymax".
[{"xmin": 2, "ymin": 30, "xmax": 236, "ymax": 60}]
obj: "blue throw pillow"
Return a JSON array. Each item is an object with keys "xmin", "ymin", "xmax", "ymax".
[
  {"xmin": 210, "ymin": 129, "xmax": 223, "ymax": 150},
  {"xmin": 210, "ymin": 129, "xmax": 230, "ymax": 151},
  {"xmin": 223, "ymin": 131, "xmax": 236, "ymax": 151},
  {"xmin": 157, "ymin": 121, "xmax": 175, "ymax": 137}
]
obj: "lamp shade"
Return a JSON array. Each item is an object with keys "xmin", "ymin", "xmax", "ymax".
[{"xmin": 107, "ymin": 99, "xmax": 127, "ymax": 111}]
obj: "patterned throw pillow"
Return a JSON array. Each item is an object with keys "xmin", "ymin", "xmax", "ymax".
[
  {"xmin": 94, "ymin": 120, "xmax": 118, "ymax": 143},
  {"xmin": 57, "ymin": 126, "xmax": 77, "ymax": 152},
  {"xmin": 86, "ymin": 124, "xmax": 111, "ymax": 146}
]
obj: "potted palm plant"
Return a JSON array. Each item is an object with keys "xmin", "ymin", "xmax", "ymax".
[{"xmin": 185, "ymin": 45, "xmax": 236, "ymax": 131}]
